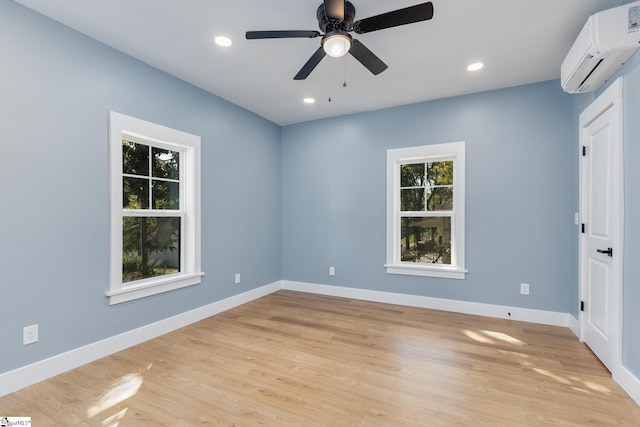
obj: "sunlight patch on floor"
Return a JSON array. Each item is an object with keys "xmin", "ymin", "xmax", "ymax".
[
  {"xmin": 583, "ymin": 381, "xmax": 611, "ymax": 393},
  {"xmin": 532, "ymin": 368, "xmax": 612, "ymax": 395},
  {"xmin": 571, "ymin": 386, "xmax": 593, "ymax": 395},
  {"xmin": 87, "ymin": 373, "xmax": 143, "ymax": 418},
  {"xmin": 102, "ymin": 407, "xmax": 128, "ymax": 427},
  {"xmin": 481, "ymin": 330, "xmax": 526, "ymax": 346},
  {"xmin": 463, "ymin": 330, "xmax": 613, "ymax": 396},
  {"xmin": 463, "ymin": 330, "xmax": 526, "ymax": 346},
  {"xmin": 533, "ymin": 368, "xmax": 572, "ymax": 385},
  {"xmin": 463, "ymin": 330, "xmax": 495, "ymax": 344}
]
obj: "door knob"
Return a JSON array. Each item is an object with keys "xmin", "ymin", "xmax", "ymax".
[{"xmin": 597, "ymin": 247, "xmax": 613, "ymax": 257}]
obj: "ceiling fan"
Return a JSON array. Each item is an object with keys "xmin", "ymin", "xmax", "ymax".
[{"xmin": 246, "ymin": 0, "xmax": 434, "ymax": 80}]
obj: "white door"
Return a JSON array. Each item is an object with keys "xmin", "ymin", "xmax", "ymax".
[{"xmin": 579, "ymin": 78, "xmax": 623, "ymax": 373}]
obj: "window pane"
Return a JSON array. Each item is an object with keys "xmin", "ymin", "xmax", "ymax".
[
  {"xmin": 123, "ymin": 177, "xmax": 149, "ymax": 209},
  {"xmin": 401, "ymin": 163, "xmax": 425, "ymax": 187},
  {"xmin": 401, "ymin": 188, "xmax": 425, "ymax": 211},
  {"xmin": 122, "ymin": 141, "xmax": 149, "ymax": 176},
  {"xmin": 122, "ymin": 216, "xmax": 181, "ymax": 283},
  {"xmin": 153, "ymin": 148, "xmax": 180, "ymax": 180},
  {"xmin": 427, "ymin": 161, "xmax": 453, "ymax": 185},
  {"xmin": 427, "ymin": 187, "xmax": 453, "ymax": 211},
  {"xmin": 152, "ymin": 181, "xmax": 180, "ymax": 209},
  {"xmin": 400, "ymin": 216, "xmax": 452, "ymax": 265}
]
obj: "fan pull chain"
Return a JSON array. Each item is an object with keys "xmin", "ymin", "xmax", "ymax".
[{"xmin": 343, "ymin": 55, "xmax": 348, "ymax": 88}]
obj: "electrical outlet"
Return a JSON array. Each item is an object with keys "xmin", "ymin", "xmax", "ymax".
[
  {"xmin": 329, "ymin": 266, "xmax": 335, "ymax": 276},
  {"xmin": 234, "ymin": 273, "xmax": 241, "ymax": 284},
  {"xmin": 23, "ymin": 324, "xmax": 38, "ymax": 345},
  {"xmin": 520, "ymin": 283, "xmax": 530, "ymax": 295}
]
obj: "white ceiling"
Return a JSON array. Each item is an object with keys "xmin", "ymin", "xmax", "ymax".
[{"xmin": 14, "ymin": 0, "xmax": 622, "ymax": 126}]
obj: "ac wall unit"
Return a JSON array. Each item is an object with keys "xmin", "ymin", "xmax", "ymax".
[{"xmin": 561, "ymin": 1, "xmax": 640, "ymax": 94}]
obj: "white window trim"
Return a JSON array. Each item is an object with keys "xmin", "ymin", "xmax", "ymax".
[
  {"xmin": 108, "ymin": 111, "xmax": 204, "ymax": 304},
  {"xmin": 385, "ymin": 142, "xmax": 466, "ymax": 279}
]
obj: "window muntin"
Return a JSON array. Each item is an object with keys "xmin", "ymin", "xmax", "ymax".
[
  {"xmin": 109, "ymin": 112, "xmax": 203, "ymax": 304},
  {"xmin": 386, "ymin": 142, "xmax": 466, "ymax": 279}
]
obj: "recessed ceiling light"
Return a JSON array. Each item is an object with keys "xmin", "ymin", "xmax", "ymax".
[
  {"xmin": 303, "ymin": 97, "xmax": 316, "ymax": 104},
  {"xmin": 467, "ymin": 62, "xmax": 484, "ymax": 71},
  {"xmin": 214, "ymin": 36, "xmax": 232, "ymax": 47}
]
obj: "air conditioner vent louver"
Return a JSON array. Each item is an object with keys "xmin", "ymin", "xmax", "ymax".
[{"xmin": 577, "ymin": 58, "xmax": 604, "ymax": 91}]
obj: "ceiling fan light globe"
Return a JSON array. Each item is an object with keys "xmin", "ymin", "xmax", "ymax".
[{"xmin": 323, "ymin": 34, "xmax": 351, "ymax": 58}]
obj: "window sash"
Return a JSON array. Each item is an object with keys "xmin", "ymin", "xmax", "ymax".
[
  {"xmin": 396, "ymin": 213, "xmax": 457, "ymax": 267},
  {"xmin": 121, "ymin": 212, "xmax": 186, "ymax": 271},
  {"xmin": 121, "ymin": 215, "xmax": 182, "ymax": 283}
]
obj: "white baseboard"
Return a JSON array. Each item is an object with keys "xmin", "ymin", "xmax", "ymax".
[
  {"xmin": 568, "ymin": 314, "xmax": 580, "ymax": 338},
  {"xmin": 0, "ymin": 281, "xmax": 281, "ymax": 397},
  {"xmin": 614, "ymin": 366, "xmax": 640, "ymax": 407},
  {"xmin": 282, "ymin": 280, "xmax": 571, "ymax": 327}
]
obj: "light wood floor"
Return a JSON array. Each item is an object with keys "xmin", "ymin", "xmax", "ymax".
[{"xmin": 2, "ymin": 290, "xmax": 640, "ymax": 426}]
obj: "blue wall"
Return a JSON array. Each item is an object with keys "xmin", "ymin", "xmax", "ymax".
[
  {"xmin": 0, "ymin": 1, "xmax": 282, "ymax": 373},
  {"xmin": 282, "ymin": 81, "xmax": 575, "ymax": 312}
]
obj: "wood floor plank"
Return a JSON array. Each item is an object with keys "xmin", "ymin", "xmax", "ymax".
[{"xmin": 1, "ymin": 290, "xmax": 639, "ymax": 426}]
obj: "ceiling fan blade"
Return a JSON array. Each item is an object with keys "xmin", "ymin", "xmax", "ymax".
[
  {"xmin": 324, "ymin": 0, "xmax": 344, "ymax": 21},
  {"xmin": 349, "ymin": 39, "xmax": 388, "ymax": 75},
  {"xmin": 294, "ymin": 47, "xmax": 327, "ymax": 80},
  {"xmin": 353, "ymin": 2, "xmax": 434, "ymax": 34},
  {"xmin": 246, "ymin": 30, "xmax": 321, "ymax": 39}
]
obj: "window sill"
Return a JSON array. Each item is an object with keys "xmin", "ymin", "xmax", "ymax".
[
  {"xmin": 385, "ymin": 264, "xmax": 467, "ymax": 279},
  {"xmin": 106, "ymin": 272, "xmax": 205, "ymax": 305}
]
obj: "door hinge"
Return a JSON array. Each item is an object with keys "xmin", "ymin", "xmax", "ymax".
[
  {"xmin": 581, "ymin": 301, "xmax": 585, "ymax": 312},
  {"xmin": 582, "ymin": 146, "xmax": 587, "ymax": 156},
  {"xmin": 581, "ymin": 223, "xmax": 585, "ymax": 233}
]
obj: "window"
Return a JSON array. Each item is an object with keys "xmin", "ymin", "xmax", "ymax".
[
  {"xmin": 108, "ymin": 112, "xmax": 203, "ymax": 304},
  {"xmin": 386, "ymin": 142, "xmax": 466, "ymax": 279}
]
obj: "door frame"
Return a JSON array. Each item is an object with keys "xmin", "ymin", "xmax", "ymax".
[{"xmin": 578, "ymin": 77, "xmax": 624, "ymax": 374}]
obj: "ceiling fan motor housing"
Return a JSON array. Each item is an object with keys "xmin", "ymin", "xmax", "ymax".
[{"xmin": 317, "ymin": 1, "xmax": 356, "ymax": 32}]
